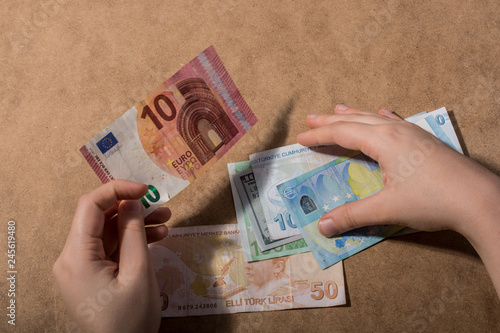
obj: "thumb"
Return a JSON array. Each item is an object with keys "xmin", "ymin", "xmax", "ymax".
[
  {"xmin": 117, "ymin": 200, "xmax": 151, "ymax": 276},
  {"xmin": 318, "ymin": 191, "xmax": 392, "ymax": 237}
]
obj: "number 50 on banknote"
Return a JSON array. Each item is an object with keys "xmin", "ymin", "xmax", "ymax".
[
  {"xmin": 150, "ymin": 224, "xmax": 346, "ymax": 317},
  {"xmin": 80, "ymin": 46, "xmax": 258, "ymax": 214}
]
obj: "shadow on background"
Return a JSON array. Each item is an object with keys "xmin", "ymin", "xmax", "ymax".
[
  {"xmin": 473, "ymin": 155, "xmax": 500, "ymax": 177},
  {"xmin": 176, "ymin": 95, "xmax": 296, "ymax": 227},
  {"xmin": 159, "ymin": 97, "xmax": 297, "ymax": 331},
  {"xmin": 449, "ymin": 109, "xmax": 500, "ymax": 176},
  {"xmin": 390, "ymin": 229, "xmax": 480, "ymax": 260},
  {"xmin": 160, "ymin": 313, "xmax": 236, "ymax": 333},
  {"xmin": 448, "ymin": 110, "xmax": 469, "ymax": 157}
]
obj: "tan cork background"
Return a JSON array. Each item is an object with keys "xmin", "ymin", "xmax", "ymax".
[{"xmin": 1, "ymin": 0, "xmax": 500, "ymax": 332}]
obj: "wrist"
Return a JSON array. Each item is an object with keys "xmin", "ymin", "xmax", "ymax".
[
  {"xmin": 456, "ymin": 170, "xmax": 500, "ymax": 241},
  {"xmin": 464, "ymin": 199, "xmax": 500, "ymax": 298},
  {"xmin": 454, "ymin": 171, "xmax": 500, "ymax": 297}
]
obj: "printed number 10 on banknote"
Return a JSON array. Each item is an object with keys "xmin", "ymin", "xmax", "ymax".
[{"xmin": 80, "ymin": 46, "xmax": 258, "ymax": 214}]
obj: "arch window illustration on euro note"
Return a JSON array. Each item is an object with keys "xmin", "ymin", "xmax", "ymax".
[
  {"xmin": 176, "ymin": 78, "xmax": 239, "ymax": 165},
  {"xmin": 300, "ymin": 195, "xmax": 318, "ymax": 215}
]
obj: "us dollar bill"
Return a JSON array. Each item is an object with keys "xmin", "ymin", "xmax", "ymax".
[{"xmin": 228, "ymin": 162, "xmax": 309, "ymax": 261}]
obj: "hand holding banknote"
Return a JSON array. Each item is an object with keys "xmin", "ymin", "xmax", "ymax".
[
  {"xmin": 53, "ymin": 180, "xmax": 171, "ymax": 332},
  {"xmin": 297, "ymin": 105, "xmax": 500, "ymax": 297}
]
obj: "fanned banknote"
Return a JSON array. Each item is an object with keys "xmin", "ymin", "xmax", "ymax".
[
  {"xmin": 228, "ymin": 162, "xmax": 309, "ymax": 261},
  {"xmin": 80, "ymin": 46, "xmax": 257, "ymax": 215},
  {"xmin": 251, "ymin": 108, "xmax": 461, "ymax": 244},
  {"xmin": 250, "ymin": 145, "xmax": 351, "ymax": 241},
  {"xmin": 277, "ymin": 152, "xmax": 404, "ymax": 269},
  {"xmin": 149, "ymin": 224, "xmax": 345, "ymax": 317}
]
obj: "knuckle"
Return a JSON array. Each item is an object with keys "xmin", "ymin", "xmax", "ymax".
[
  {"xmin": 77, "ymin": 193, "xmax": 90, "ymax": 207},
  {"xmin": 379, "ymin": 123, "xmax": 403, "ymax": 139},
  {"xmin": 122, "ymin": 220, "xmax": 145, "ymax": 233}
]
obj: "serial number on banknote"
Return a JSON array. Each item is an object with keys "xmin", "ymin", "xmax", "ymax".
[{"xmin": 178, "ymin": 303, "xmax": 218, "ymax": 311}]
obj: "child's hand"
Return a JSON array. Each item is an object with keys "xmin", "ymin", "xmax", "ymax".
[
  {"xmin": 53, "ymin": 180, "xmax": 170, "ymax": 332},
  {"xmin": 297, "ymin": 105, "xmax": 500, "ymax": 298}
]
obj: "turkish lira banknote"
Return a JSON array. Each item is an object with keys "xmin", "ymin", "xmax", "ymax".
[
  {"xmin": 277, "ymin": 151, "xmax": 403, "ymax": 269},
  {"xmin": 80, "ymin": 46, "xmax": 257, "ymax": 215},
  {"xmin": 149, "ymin": 224, "xmax": 346, "ymax": 317},
  {"xmin": 228, "ymin": 162, "xmax": 309, "ymax": 261}
]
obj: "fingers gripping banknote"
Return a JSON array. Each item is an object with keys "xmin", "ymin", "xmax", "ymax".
[
  {"xmin": 80, "ymin": 46, "xmax": 257, "ymax": 215},
  {"xmin": 275, "ymin": 108, "xmax": 464, "ymax": 268},
  {"xmin": 251, "ymin": 107, "xmax": 462, "ymax": 244},
  {"xmin": 277, "ymin": 152, "xmax": 403, "ymax": 269}
]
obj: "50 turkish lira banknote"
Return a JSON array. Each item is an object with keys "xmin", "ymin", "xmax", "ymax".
[{"xmin": 149, "ymin": 224, "xmax": 345, "ymax": 317}]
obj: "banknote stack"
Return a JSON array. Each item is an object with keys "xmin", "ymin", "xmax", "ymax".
[
  {"xmin": 228, "ymin": 108, "xmax": 463, "ymax": 270},
  {"xmin": 79, "ymin": 47, "xmax": 463, "ymax": 317}
]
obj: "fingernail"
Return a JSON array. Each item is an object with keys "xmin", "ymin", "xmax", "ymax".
[
  {"xmin": 380, "ymin": 108, "xmax": 392, "ymax": 115},
  {"xmin": 122, "ymin": 200, "xmax": 143, "ymax": 213},
  {"xmin": 336, "ymin": 104, "xmax": 349, "ymax": 111},
  {"xmin": 318, "ymin": 218, "xmax": 338, "ymax": 237},
  {"xmin": 156, "ymin": 225, "xmax": 169, "ymax": 238},
  {"xmin": 307, "ymin": 114, "xmax": 318, "ymax": 119}
]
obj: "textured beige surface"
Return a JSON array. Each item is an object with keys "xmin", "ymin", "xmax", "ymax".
[{"xmin": 1, "ymin": 0, "xmax": 500, "ymax": 332}]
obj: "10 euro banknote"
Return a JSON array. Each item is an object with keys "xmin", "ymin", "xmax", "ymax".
[
  {"xmin": 80, "ymin": 46, "xmax": 257, "ymax": 215},
  {"xmin": 149, "ymin": 224, "xmax": 346, "ymax": 317}
]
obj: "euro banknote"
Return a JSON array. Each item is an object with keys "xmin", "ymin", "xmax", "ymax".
[
  {"xmin": 149, "ymin": 224, "xmax": 345, "ymax": 317},
  {"xmin": 80, "ymin": 46, "xmax": 257, "ymax": 215},
  {"xmin": 228, "ymin": 162, "xmax": 309, "ymax": 261},
  {"xmin": 406, "ymin": 107, "xmax": 463, "ymax": 153},
  {"xmin": 250, "ymin": 145, "xmax": 351, "ymax": 241},
  {"xmin": 251, "ymin": 108, "xmax": 461, "ymax": 245},
  {"xmin": 277, "ymin": 152, "xmax": 404, "ymax": 269}
]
